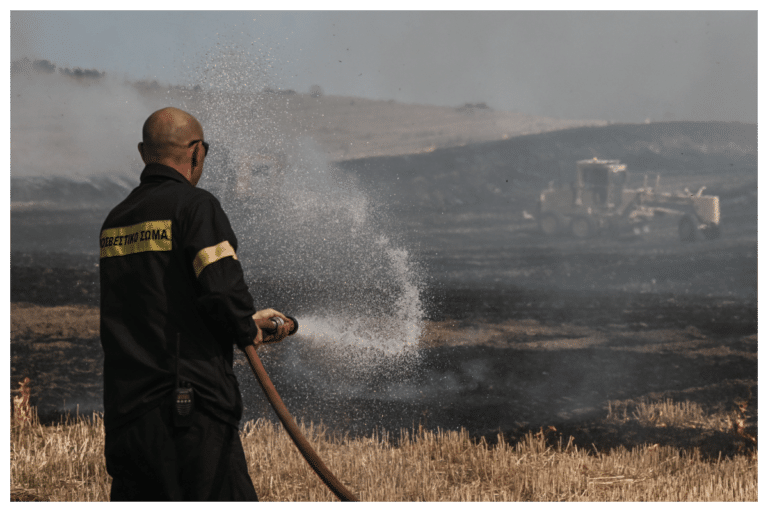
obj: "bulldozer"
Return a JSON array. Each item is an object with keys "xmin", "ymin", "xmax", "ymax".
[{"xmin": 536, "ymin": 158, "xmax": 720, "ymax": 242}]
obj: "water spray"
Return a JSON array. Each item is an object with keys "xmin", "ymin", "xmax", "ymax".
[
  {"xmin": 182, "ymin": 43, "xmax": 423, "ymax": 499},
  {"xmin": 245, "ymin": 316, "xmax": 359, "ymax": 502}
]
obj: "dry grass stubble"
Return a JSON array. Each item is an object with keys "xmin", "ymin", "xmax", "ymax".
[{"xmin": 11, "ymin": 398, "xmax": 756, "ymax": 502}]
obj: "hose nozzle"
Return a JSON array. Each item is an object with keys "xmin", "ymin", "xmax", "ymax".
[{"xmin": 259, "ymin": 315, "xmax": 299, "ymax": 338}]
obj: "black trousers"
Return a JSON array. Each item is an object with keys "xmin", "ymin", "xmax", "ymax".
[{"xmin": 105, "ymin": 403, "xmax": 258, "ymax": 501}]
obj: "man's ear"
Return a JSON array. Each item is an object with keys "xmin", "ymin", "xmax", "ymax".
[
  {"xmin": 138, "ymin": 142, "xmax": 146, "ymax": 163},
  {"xmin": 191, "ymin": 146, "xmax": 199, "ymax": 169}
]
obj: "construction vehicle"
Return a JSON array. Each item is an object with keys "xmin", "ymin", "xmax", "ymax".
[{"xmin": 536, "ymin": 158, "xmax": 720, "ymax": 242}]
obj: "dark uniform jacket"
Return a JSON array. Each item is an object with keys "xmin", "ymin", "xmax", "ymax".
[{"xmin": 99, "ymin": 163, "xmax": 259, "ymax": 432}]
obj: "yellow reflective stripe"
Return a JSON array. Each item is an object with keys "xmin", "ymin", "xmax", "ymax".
[
  {"xmin": 193, "ymin": 241, "xmax": 238, "ymax": 278},
  {"xmin": 100, "ymin": 220, "xmax": 172, "ymax": 258}
]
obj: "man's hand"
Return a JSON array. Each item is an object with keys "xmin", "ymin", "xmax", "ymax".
[{"xmin": 252, "ymin": 308, "xmax": 292, "ymax": 345}]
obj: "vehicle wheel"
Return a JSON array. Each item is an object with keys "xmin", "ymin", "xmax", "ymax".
[
  {"xmin": 570, "ymin": 216, "xmax": 594, "ymax": 239},
  {"xmin": 702, "ymin": 223, "xmax": 721, "ymax": 240},
  {"xmin": 538, "ymin": 213, "xmax": 561, "ymax": 236},
  {"xmin": 678, "ymin": 215, "xmax": 697, "ymax": 242}
]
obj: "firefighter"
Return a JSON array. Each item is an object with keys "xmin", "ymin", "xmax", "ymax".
[{"xmin": 99, "ymin": 107, "xmax": 290, "ymax": 500}]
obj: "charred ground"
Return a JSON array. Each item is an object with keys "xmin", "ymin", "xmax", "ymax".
[{"xmin": 10, "ymin": 116, "xmax": 757, "ymax": 457}]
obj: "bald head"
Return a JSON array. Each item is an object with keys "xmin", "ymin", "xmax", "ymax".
[
  {"xmin": 139, "ymin": 107, "xmax": 207, "ymax": 185},
  {"xmin": 141, "ymin": 107, "xmax": 203, "ymax": 162}
]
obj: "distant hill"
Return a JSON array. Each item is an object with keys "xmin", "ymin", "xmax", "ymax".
[
  {"xmin": 10, "ymin": 68, "xmax": 755, "ymax": 212},
  {"xmin": 11, "ymin": 67, "xmax": 607, "ymax": 180},
  {"xmin": 11, "ymin": 120, "xmax": 756, "ymax": 212},
  {"xmin": 248, "ymin": 92, "xmax": 608, "ymax": 162},
  {"xmin": 337, "ymin": 121, "xmax": 757, "ymax": 211}
]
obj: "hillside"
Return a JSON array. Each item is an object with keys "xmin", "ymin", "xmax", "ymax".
[{"xmin": 338, "ymin": 121, "xmax": 757, "ymax": 211}]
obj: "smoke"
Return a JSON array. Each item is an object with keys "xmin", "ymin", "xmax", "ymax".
[{"xmin": 10, "ymin": 61, "xmax": 162, "ymax": 179}]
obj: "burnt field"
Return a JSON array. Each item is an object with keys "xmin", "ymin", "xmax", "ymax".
[
  {"xmin": 9, "ymin": 119, "xmax": 758, "ymax": 455},
  {"xmin": 10, "ymin": 212, "xmax": 757, "ymax": 455}
]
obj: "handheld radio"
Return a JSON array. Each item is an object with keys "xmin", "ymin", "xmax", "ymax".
[{"xmin": 173, "ymin": 333, "xmax": 195, "ymax": 428}]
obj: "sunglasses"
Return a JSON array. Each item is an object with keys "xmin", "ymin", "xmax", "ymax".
[{"xmin": 189, "ymin": 139, "xmax": 209, "ymax": 157}]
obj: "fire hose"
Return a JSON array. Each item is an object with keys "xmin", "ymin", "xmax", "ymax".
[{"xmin": 245, "ymin": 316, "xmax": 359, "ymax": 502}]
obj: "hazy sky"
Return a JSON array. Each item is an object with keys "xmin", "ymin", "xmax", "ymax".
[{"xmin": 9, "ymin": 9, "xmax": 758, "ymax": 123}]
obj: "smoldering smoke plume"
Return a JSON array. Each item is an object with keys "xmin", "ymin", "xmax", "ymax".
[{"xmin": 10, "ymin": 59, "xmax": 168, "ymax": 180}]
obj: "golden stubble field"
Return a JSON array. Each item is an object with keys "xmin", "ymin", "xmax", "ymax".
[{"xmin": 10, "ymin": 396, "xmax": 758, "ymax": 501}]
